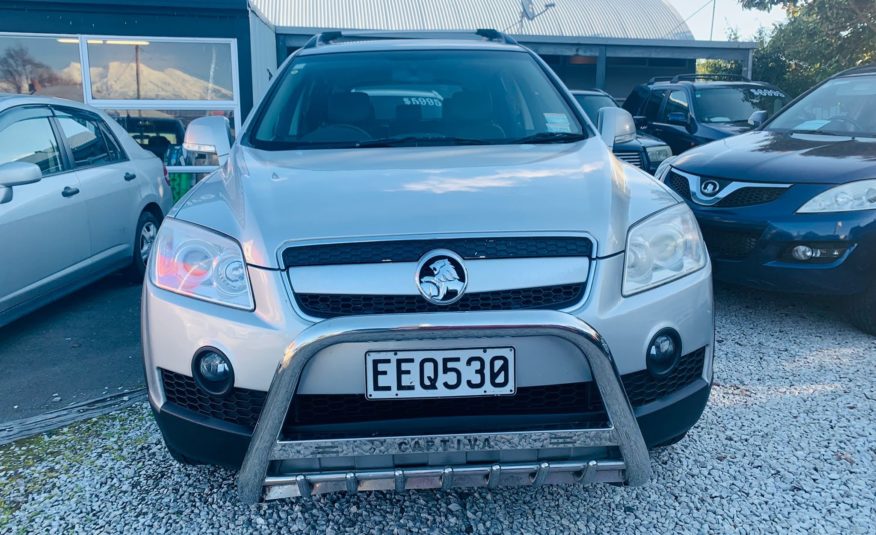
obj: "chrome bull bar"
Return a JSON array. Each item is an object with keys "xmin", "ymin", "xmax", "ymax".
[{"xmin": 238, "ymin": 310, "xmax": 652, "ymax": 503}]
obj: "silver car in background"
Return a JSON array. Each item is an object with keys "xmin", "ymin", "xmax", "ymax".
[
  {"xmin": 0, "ymin": 96, "xmax": 173, "ymax": 327},
  {"xmin": 142, "ymin": 31, "xmax": 714, "ymax": 502}
]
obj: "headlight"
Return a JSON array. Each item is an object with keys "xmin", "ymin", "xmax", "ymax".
[
  {"xmin": 653, "ymin": 157, "xmax": 677, "ymax": 181},
  {"xmin": 150, "ymin": 218, "xmax": 254, "ymax": 310},
  {"xmin": 645, "ymin": 145, "xmax": 673, "ymax": 166},
  {"xmin": 623, "ymin": 204, "xmax": 707, "ymax": 296},
  {"xmin": 797, "ymin": 179, "xmax": 876, "ymax": 213}
]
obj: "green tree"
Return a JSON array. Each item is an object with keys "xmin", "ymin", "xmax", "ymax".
[{"xmin": 744, "ymin": 0, "xmax": 875, "ymax": 96}]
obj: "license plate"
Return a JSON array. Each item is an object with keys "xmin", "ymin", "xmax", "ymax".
[{"xmin": 365, "ymin": 347, "xmax": 516, "ymax": 400}]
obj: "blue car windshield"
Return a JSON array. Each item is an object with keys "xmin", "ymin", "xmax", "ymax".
[
  {"xmin": 767, "ymin": 74, "xmax": 876, "ymax": 137},
  {"xmin": 250, "ymin": 49, "xmax": 587, "ymax": 149},
  {"xmin": 692, "ymin": 86, "xmax": 787, "ymax": 124}
]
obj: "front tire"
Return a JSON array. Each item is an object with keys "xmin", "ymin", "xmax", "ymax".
[
  {"xmin": 127, "ymin": 210, "xmax": 160, "ymax": 282},
  {"xmin": 849, "ymin": 285, "xmax": 876, "ymax": 335}
]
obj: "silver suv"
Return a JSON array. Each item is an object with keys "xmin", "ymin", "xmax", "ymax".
[{"xmin": 142, "ymin": 31, "xmax": 714, "ymax": 502}]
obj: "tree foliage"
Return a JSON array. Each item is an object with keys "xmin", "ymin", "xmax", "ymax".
[{"xmin": 746, "ymin": 0, "xmax": 875, "ymax": 96}]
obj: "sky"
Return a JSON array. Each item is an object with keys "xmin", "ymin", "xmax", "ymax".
[{"xmin": 664, "ymin": 0, "xmax": 788, "ymax": 40}]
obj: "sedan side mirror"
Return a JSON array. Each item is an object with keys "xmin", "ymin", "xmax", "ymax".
[
  {"xmin": 597, "ymin": 107, "xmax": 637, "ymax": 149},
  {"xmin": 0, "ymin": 162, "xmax": 42, "ymax": 204},
  {"xmin": 183, "ymin": 116, "xmax": 233, "ymax": 166},
  {"xmin": 748, "ymin": 110, "xmax": 768, "ymax": 128}
]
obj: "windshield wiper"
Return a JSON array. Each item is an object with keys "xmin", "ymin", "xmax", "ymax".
[
  {"xmin": 355, "ymin": 135, "xmax": 489, "ymax": 148},
  {"xmin": 511, "ymin": 132, "xmax": 587, "ymax": 144}
]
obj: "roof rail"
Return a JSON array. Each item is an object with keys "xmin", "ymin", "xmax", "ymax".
[
  {"xmin": 302, "ymin": 29, "xmax": 517, "ymax": 49},
  {"xmin": 670, "ymin": 73, "xmax": 751, "ymax": 83}
]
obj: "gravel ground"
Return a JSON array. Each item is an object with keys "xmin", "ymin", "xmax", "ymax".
[{"xmin": 1, "ymin": 284, "xmax": 875, "ymax": 534}]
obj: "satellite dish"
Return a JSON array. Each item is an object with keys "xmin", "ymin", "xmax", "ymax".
[{"xmin": 521, "ymin": 0, "xmax": 537, "ymax": 20}]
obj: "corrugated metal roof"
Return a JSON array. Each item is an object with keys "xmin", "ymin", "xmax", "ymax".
[{"xmin": 252, "ymin": 0, "xmax": 694, "ymax": 41}]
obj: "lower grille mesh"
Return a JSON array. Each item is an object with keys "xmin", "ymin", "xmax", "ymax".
[
  {"xmin": 700, "ymin": 226, "xmax": 764, "ymax": 260},
  {"xmin": 160, "ymin": 347, "xmax": 707, "ymax": 434}
]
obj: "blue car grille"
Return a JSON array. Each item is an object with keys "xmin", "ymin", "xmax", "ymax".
[
  {"xmin": 700, "ymin": 226, "xmax": 764, "ymax": 260},
  {"xmin": 666, "ymin": 171, "xmax": 787, "ymax": 207}
]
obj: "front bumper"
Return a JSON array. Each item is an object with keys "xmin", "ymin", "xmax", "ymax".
[
  {"xmin": 143, "ymin": 253, "xmax": 713, "ymax": 501},
  {"xmin": 691, "ymin": 184, "xmax": 876, "ymax": 295}
]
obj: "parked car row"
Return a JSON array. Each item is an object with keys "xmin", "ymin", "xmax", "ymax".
[{"xmin": 655, "ymin": 65, "xmax": 876, "ymax": 334}]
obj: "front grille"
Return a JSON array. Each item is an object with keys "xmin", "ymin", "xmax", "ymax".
[
  {"xmin": 159, "ymin": 347, "xmax": 707, "ymax": 436},
  {"xmin": 715, "ymin": 187, "xmax": 786, "ymax": 207},
  {"xmin": 700, "ymin": 226, "xmax": 764, "ymax": 260},
  {"xmin": 297, "ymin": 283, "xmax": 585, "ymax": 318},
  {"xmin": 664, "ymin": 170, "xmax": 787, "ymax": 207},
  {"xmin": 665, "ymin": 171, "xmax": 692, "ymax": 200},
  {"xmin": 285, "ymin": 382, "xmax": 606, "ymax": 428},
  {"xmin": 614, "ymin": 151, "xmax": 644, "ymax": 169},
  {"xmin": 161, "ymin": 369, "xmax": 266, "ymax": 428},
  {"xmin": 283, "ymin": 237, "xmax": 594, "ymax": 268}
]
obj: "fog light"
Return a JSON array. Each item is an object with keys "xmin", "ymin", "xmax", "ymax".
[
  {"xmin": 646, "ymin": 329, "xmax": 681, "ymax": 378},
  {"xmin": 192, "ymin": 348, "xmax": 234, "ymax": 396},
  {"xmin": 788, "ymin": 244, "xmax": 847, "ymax": 263},
  {"xmin": 791, "ymin": 245, "xmax": 814, "ymax": 261}
]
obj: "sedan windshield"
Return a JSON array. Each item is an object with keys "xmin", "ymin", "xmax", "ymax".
[
  {"xmin": 767, "ymin": 74, "xmax": 876, "ymax": 137},
  {"xmin": 693, "ymin": 86, "xmax": 787, "ymax": 124},
  {"xmin": 573, "ymin": 94, "xmax": 617, "ymax": 124},
  {"xmin": 250, "ymin": 49, "xmax": 586, "ymax": 149}
]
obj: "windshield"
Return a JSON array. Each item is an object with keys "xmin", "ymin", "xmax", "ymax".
[
  {"xmin": 692, "ymin": 86, "xmax": 787, "ymax": 124},
  {"xmin": 573, "ymin": 94, "xmax": 617, "ymax": 124},
  {"xmin": 767, "ymin": 74, "xmax": 876, "ymax": 137},
  {"xmin": 250, "ymin": 50, "xmax": 586, "ymax": 149}
]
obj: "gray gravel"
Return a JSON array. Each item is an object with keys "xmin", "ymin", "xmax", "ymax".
[{"xmin": 2, "ymin": 284, "xmax": 875, "ymax": 534}]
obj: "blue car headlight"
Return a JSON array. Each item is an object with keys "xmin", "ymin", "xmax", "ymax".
[{"xmin": 798, "ymin": 179, "xmax": 876, "ymax": 213}]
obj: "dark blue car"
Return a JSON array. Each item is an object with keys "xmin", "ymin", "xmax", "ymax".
[{"xmin": 656, "ymin": 65, "xmax": 876, "ymax": 334}]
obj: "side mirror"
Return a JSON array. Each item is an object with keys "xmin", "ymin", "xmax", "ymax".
[
  {"xmin": 633, "ymin": 115, "xmax": 648, "ymax": 129},
  {"xmin": 0, "ymin": 162, "xmax": 42, "ymax": 205},
  {"xmin": 597, "ymin": 107, "xmax": 637, "ymax": 149},
  {"xmin": 748, "ymin": 110, "xmax": 768, "ymax": 128},
  {"xmin": 666, "ymin": 112, "xmax": 690, "ymax": 126},
  {"xmin": 183, "ymin": 116, "xmax": 233, "ymax": 166}
]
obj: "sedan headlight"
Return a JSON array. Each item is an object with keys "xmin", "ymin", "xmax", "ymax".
[
  {"xmin": 623, "ymin": 204, "xmax": 707, "ymax": 296},
  {"xmin": 150, "ymin": 218, "xmax": 254, "ymax": 310},
  {"xmin": 797, "ymin": 179, "xmax": 876, "ymax": 213},
  {"xmin": 645, "ymin": 145, "xmax": 673, "ymax": 167}
]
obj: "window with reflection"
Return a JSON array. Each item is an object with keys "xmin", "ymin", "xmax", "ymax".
[
  {"xmin": 0, "ymin": 117, "xmax": 63, "ymax": 174},
  {"xmin": 56, "ymin": 111, "xmax": 124, "ymax": 168},
  {"xmin": 0, "ymin": 35, "xmax": 83, "ymax": 100},
  {"xmin": 87, "ymin": 40, "xmax": 234, "ymax": 101},
  {"xmin": 108, "ymin": 109, "xmax": 234, "ymax": 164}
]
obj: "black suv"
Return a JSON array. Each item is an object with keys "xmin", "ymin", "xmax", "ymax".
[
  {"xmin": 571, "ymin": 89, "xmax": 672, "ymax": 174},
  {"xmin": 623, "ymin": 74, "xmax": 788, "ymax": 155}
]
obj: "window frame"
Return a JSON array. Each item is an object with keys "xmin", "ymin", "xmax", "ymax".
[
  {"xmin": 51, "ymin": 106, "xmax": 130, "ymax": 171},
  {"xmin": 0, "ymin": 105, "xmax": 69, "ymax": 178}
]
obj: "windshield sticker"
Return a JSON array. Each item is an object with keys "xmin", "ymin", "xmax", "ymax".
[
  {"xmin": 794, "ymin": 120, "xmax": 831, "ymax": 131},
  {"xmin": 544, "ymin": 113, "xmax": 572, "ymax": 133},
  {"xmin": 750, "ymin": 88, "xmax": 786, "ymax": 98}
]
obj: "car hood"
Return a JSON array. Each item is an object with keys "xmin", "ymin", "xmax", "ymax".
[
  {"xmin": 172, "ymin": 139, "xmax": 678, "ymax": 268},
  {"xmin": 673, "ymin": 130, "xmax": 876, "ymax": 184}
]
